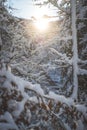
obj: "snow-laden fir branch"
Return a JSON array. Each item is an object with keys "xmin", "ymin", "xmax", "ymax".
[
  {"xmin": 50, "ymin": 47, "xmax": 72, "ymax": 65},
  {"xmin": 78, "ymin": 59, "xmax": 87, "ymax": 64},
  {"xmin": 78, "ymin": 68, "xmax": 87, "ymax": 75},
  {"xmin": 0, "ymin": 63, "xmax": 76, "ymax": 106},
  {"xmin": 0, "ymin": 112, "xmax": 19, "ymax": 130}
]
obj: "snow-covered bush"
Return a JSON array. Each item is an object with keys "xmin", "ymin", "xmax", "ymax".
[{"xmin": 0, "ymin": 63, "xmax": 87, "ymax": 130}]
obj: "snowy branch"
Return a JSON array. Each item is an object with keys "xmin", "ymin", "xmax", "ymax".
[
  {"xmin": 78, "ymin": 59, "xmax": 87, "ymax": 65},
  {"xmin": 78, "ymin": 68, "xmax": 87, "ymax": 75},
  {"xmin": 0, "ymin": 112, "xmax": 19, "ymax": 130},
  {"xmin": 50, "ymin": 47, "xmax": 72, "ymax": 65}
]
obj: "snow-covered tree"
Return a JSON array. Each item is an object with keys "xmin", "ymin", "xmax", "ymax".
[
  {"xmin": 76, "ymin": 0, "xmax": 87, "ymax": 104},
  {"xmin": 33, "ymin": 0, "xmax": 87, "ymax": 99},
  {"xmin": 0, "ymin": 0, "xmax": 87, "ymax": 130}
]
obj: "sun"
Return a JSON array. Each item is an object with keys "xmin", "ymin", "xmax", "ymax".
[
  {"xmin": 33, "ymin": 7, "xmax": 49, "ymax": 31},
  {"xmin": 34, "ymin": 18, "xmax": 49, "ymax": 31}
]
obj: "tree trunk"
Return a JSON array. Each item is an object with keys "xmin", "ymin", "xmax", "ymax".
[{"xmin": 71, "ymin": 0, "xmax": 78, "ymax": 100}]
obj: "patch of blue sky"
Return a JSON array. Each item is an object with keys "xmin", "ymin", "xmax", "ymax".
[{"xmin": 5, "ymin": 0, "xmax": 58, "ymax": 19}]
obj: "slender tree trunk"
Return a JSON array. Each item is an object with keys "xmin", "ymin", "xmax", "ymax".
[{"xmin": 71, "ymin": 0, "xmax": 78, "ymax": 100}]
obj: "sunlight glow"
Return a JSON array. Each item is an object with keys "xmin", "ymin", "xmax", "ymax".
[
  {"xmin": 34, "ymin": 18, "xmax": 49, "ymax": 31},
  {"xmin": 33, "ymin": 7, "xmax": 49, "ymax": 31}
]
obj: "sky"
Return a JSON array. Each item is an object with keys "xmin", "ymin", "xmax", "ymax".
[{"xmin": 5, "ymin": 0, "xmax": 58, "ymax": 19}]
